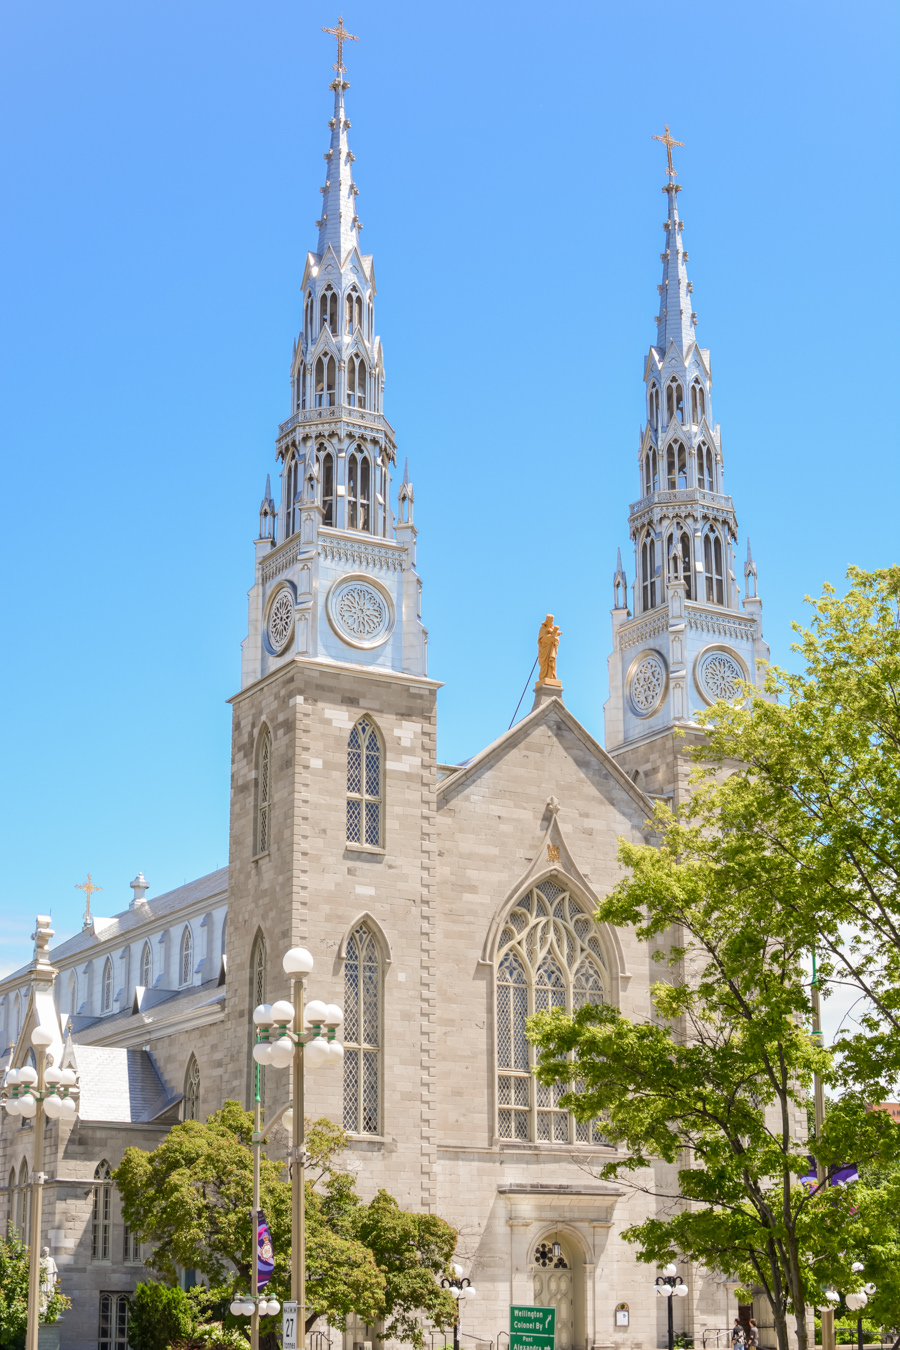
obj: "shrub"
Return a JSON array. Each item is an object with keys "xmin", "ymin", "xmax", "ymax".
[{"xmin": 127, "ymin": 1282, "xmax": 194, "ymax": 1350}]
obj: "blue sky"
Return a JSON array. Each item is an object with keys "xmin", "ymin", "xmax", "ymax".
[{"xmin": 1, "ymin": 0, "xmax": 898, "ymax": 983}]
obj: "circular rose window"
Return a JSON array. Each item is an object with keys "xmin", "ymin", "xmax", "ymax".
[
  {"xmin": 326, "ymin": 576, "xmax": 394, "ymax": 649},
  {"xmin": 267, "ymin": 588, "xmax": 295, "ymax": 654},
  {"xmin": 628, "ymin": 651, "xmax": 667, "ymax": 716},
  {"xmin": 696, "ymin": 648, "xmax": 745, "ymax": 704}
]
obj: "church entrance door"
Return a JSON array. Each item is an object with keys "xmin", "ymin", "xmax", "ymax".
[{"xmin": 532, "ymin": 1239, "xmax": 576, "ymax": 1350}]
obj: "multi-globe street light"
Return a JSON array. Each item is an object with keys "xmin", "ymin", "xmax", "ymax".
[
  {"xmin": 230, "ymin": 945, "xmax": 343, "ymax": 1350},
  {"xmin": 440, "ymin": 1262, "xmax": 477, "ymax": 1350},
  {"xmin": 2, "ymin": 1025, "xmax": 80, "ymax": 1350},
  {"xmin": 655, "ymin": 1263, "xmax": 689, "ymax": 1350}
]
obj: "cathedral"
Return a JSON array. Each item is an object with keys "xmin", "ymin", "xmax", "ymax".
[{"xmin": 0, "ymin": 35, "xmax": 769, "ymax": 1350}]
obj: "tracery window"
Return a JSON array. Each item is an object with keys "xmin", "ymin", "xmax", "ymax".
[
  {"xmin": 666, "ymin": 441, "xmax": 687, "ymax": 490},
  {"xmin": 643, "ymin": 447, "xmax": 658, "ymax": 496},
  {"xmin": 641, "ymin": 533, "xmax": 658, "ymax": 612},
  {"xmin": 666, "ymin": 379, "xmax": 684, "ymax": 424},
  {"xmin": 696, "ymin": 442, "xmax": 715, "ymax": 491},
  {"xmin": 101, "ymin": 958, "xmax": 113, "ymax": 1013},
  {"xmin": 347, "ymin": 450, "xmax": 371, "ymax": 532},
  {"xmin": 691, "ymin": 381, "xmax": 706, "ymax": 424},
  {"xmin": 304, "ymin": 290, "xmax": 314, "ymax": 340},
  {"xmin": 140, "ymin": 942, "xmax": 151, "ymax": 989},
  {"xmin": 256, "ymin": 727, "xmax": 272, "ymax": 855},
  {"xmin": 704, "ymin": 531, "xmax": 725, "ymax": 605},
  {"xmin": 284, "ymin": 453, "xmax": 302, "ymax": 539},
  {"xmin": 184, "ymin": 1055, "xmax": 201, "ymax": 1121},
  {"xmin": 346, "ymin": 354, "xmax": 367, "ymax": 409},
  {"xmin": 668, "ymin": 526, "xmax": 693, "ymax": 599},
  {"xmin": 295, "ymin": 364, "xmax": 306, "ymax": 412},
  {"xmin": 179, "ymin": 926, "xmax": 194, "ymax": 988},
  {"xmin": 315, "ymin": 354, "xmax": 336, "ymax": 407},
  {"xmin": 346, "ymin": 717, "xmax": 383, "ymax": 847},
  {"xmin": 92, "ymin": 1162, "xmax": 112, "ymax": 1261},
  {"xmin": 123, "ymin": 1226, "xmax": 143, "ymax": 1265},
  {"xmin": 345, "ymin": 289, "xmax": 363, "ymax": 335},
  {"xmin": 496, "ymin": 880, "xmax": 608, "ymax": 1144},
  {"xmin": 98, "ymin": 1293, "xmax": 129, "ymax": 1350},
  {"xmin": 319, "ymin": 287, "xmax": 338, "ymax": 334},
  {"xmin": 343, "ymin": 924, "xmax": 381, "ymax": 1135},
  {"xmin": 648, "ymin": 383, "xmax": 660, "ymax": 429}
]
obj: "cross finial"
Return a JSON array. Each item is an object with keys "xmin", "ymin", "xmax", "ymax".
[
  {"xmin": 76, "ymin": 873, "xmax": 102, "ymax": 927},
  {"xmin": 322, "ymin": 14, "xmax": 359, "ymax": 73},
  {"xmin": 652, "ymin": 124, "xmax": 684, "ymax": 178}
]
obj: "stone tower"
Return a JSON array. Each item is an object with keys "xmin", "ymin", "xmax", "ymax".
[{"xmin": 604, "ymin": 129, "xmax": 769, "ymax": 804}]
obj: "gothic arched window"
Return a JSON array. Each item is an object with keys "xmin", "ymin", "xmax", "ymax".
[
  {"xmin": 691, "ymin": 381, "xmax": 706, "ymax": 424},
  {"xmin": 696, "ymin": 441, "xmax": 715, "ymax": 491},
  {"xmin": 318, "ymin": 448, "xmax": 335, "ymax": 527},
  {"xmin": 347, "ymin": 450, "xmax": 371, "ymax": 532},
  {"xmin": 666, "ymin": 442, "xmax": 687, "ymax": 490},
  {"xmin": 180, "ymin": 926, "xmax": 194, "ymax": 988},
  {"xmin": 315, "ymin": 354, "xmax": 336, "ymax": 407},
  {"xmin": 295, "ymin": 364, "xmax": 306, "ymax": 412},
  {"xmin": 666, "ymin": 525, "xmax": 693, "ymax": 600},
  {"xmin": 666, "ymin": 379, "xmax": 684, "ymax": 424},
  {"xmin": 92, "ymin": 1161, "xmax": 112, "ymax": 1261},
  {"xmin": 285, "ymin": 453, "xmax": 302, "ymax": 539},
  {"xmin": 346, "ymin": 354, "xmax": 367, "ymax": 409},
  {"xmin": 496, "ymin": 881, "xmax": 608, "ymax": 1143},
  {"xmin": 641, "ymin": 533, "xmax": 658, "ymax": 612},
  {"xmin": 140, "ymin": 942, "xmax": 151, "ymax": 989},
  {"xmin": 704, "ymin": 531, "xmax": 726, "ymax": 606},
  {"xmin": 643, "ymin": 447, "xmax": 658, "ymax": 497},
  {"xmin": 346, "ymin": 716, "xmax": 383, "ymax": 847},
  {"xmin": 319, "ymin": 287, "xmax": 337, "ymax": 334},
  {"xmin": 184, "ymin": 1055, "xmax": 201, "ymax": 1122},
  {"xmin": 345, "ymin": 289, "xmax": 363, "ymax": 335},
  {"xmin": 343, "ymin": 923, "xmax": 381, "ymax": 1135},
  {"xmin": 101, "ymin": 958, "xmax": 113, "ymax": 1014},
  {"xmin": 256, "ymin": 726, "xmax": 272, "ymax": 855},
  {"xmin": 304, "ymin": 290, "xmax": 314, "ymax": 340},
  {"xmin": 648, "ymin": 383, "xmax": 660, "ymax": 429}
]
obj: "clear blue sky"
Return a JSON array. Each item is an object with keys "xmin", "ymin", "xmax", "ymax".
[{"xmin": 1, "ymin": 0, "xmax": 898, "ymax": 975}]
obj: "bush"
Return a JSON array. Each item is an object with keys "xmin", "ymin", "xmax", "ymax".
[{"xmin": 127, "ymin": 1282, "xmax": 194, "ymax": 1350}]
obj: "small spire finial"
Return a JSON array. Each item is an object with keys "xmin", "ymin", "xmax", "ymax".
[
  {"xmin": 322, "ymin": 14, "xmax": 359, "ymax": 74},
  {"xmin": 652, "ymin": 124, "xmax": 684, "ymax": 179}
]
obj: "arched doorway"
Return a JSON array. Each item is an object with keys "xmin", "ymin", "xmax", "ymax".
[{"xmin": 532, "ymin": 1235, "xmax": 584, "ymax": 1350}]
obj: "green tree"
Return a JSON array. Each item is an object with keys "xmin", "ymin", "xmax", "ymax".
[
  {"xmin": 114, "ymin": 1103, "xmax": 457, "ymax": 1347},
  {"xmin": 126, "ymin": 1282, "xmax": 194, "ymax": 1350},
  {"xmin": 0, "ymin": 1232, "xmax": 70, "ymax": 1350}
]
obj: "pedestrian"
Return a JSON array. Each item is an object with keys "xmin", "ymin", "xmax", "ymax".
[
  {"xmin": 747, "ymin": 1321, "xmax": 759, "ymax": 1349},
  {"xmin": 731, "ymin": 1319, "xmax": 745, "ymax": 1348}
]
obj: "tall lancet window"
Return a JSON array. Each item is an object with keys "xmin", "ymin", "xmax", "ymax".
[
  {"xmin": 696, "ymin": 442, "xmax": 715, "ymax": 491},
  {"xmin": 256, "ymin": 727, "xmax": 272, "ymax": 855},
  {"xmin": 92, "ymin": 1162, "xmax": 112, "ymax": 1261},
  {"xmin": 496, "ymin": 881, "xmax": 608, "ymax": 1144},
  {"xmin": 691, "ymin": 381, "xmax": 706, "ymax": 424},
  {"xmin": 295, "ymin": 364, "xmax": 306, "ymax": 412},
  {"xmin": 285, "ymin": 453, "xmax": 302, "ymax": 539},
  {"xmin": 184, "ymin": 1055, "xmax": 201, "ymax": 1121},
  {"xmin": 343, "ymin": 923, "xmax": 381, "ymax": 1135},
  {"xmin": 704, "ymin": 531, "xmax": 725, "ymax": 606},
  {"xmin": 643, "ymin": 448, "xmax": 658, "ymax": 496},
  {"xmin": 140, "ymin": 942, "xmax": 152, "ymax": 989},
  {"xmin": 641, "ymin": 534, "xmax": 658, "ymax": 612},
  {"xmin": 315, "ymin": 355, "xmax": 336, "ymax": 408},
  {"xmin": 668, "ymin": 526, "xmax": 693, "ymax": 600},
  {"xmin": 347, "ymin": 451, "xmax": 371, "ymax": 532},
  {"xmin": 304, "ymin": 290, "xmax": 314, "ymax": 340},
  {"xmin": 319, "ymin": 287, "xmax": 338, "ymax": 334},
  {"xmin": 666, "ymin": 442, "xmax": 687, "ymax": 490},
  {"xmin": 346, "ymin": 717, "xmax": 383, "ymax": 847},
  {"xmin": 180, "ymin": 926, "xmax": 194, "ymax": 987},
  {"xmin": 345, "ymin": 290, "xmax": 363, "ymax": 334},
  {"xmin": 346, "ymin": 355, "xmax": 367, "ymax": 409},
  {"xmin": 648, "ymin": 384, "xmax": 660, "ymax": 429},
  {"xmin": 666, "ymin": 379, "xmax": 684, "ymax": 424},
  {"xmin": 101, "ymin": 957, "xmax": 113, "ymax": 1013},
  {"xmin": 318, "ymin": 447, "xmax": 335, "ymax": 527}
]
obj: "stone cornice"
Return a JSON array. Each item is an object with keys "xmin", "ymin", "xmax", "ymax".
[{"xmin": 277, "ymin": 405, "xmax": 396, "ymax": 450}]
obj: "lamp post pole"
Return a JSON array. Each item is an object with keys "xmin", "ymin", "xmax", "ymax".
[
  {"xmin": 441, "ymin": 1264, "xmax": 477, "ymax": 1350},
  {"xmin": 291, "ymin": 973, "xmax": 307, "ymax": 1330},
  {"xmin": 655, "ymin": 1265, "xmax": 688, "ymax": 1350}
]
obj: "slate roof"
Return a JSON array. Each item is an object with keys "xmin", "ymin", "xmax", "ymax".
[{"xmin": 69, "ymin": 1044, "xmax": 180, "ymax": 1123}]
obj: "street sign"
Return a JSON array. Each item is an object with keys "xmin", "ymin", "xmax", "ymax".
[
  {"xmin": 510, "ymin": 1305, "xmax": 555, "ymax": 1350},
  {"xmin": 283, "ymin": 1301, "xmax": 298, "ymax": 1350}
]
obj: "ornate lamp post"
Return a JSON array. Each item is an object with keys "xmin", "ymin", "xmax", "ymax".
[
  {"xmin": 843, "ymin": 1263, "xmax": 876, "ymax": 1350},
  {"xmin": 441, "ymin": 1263, "xmax": 477, "ymax": 1350},
  {"xmin": 234, "ymin": 945, "xmax": 342, "ymax": 1350},
  {"xmin": 2, "ymin": 1028, "xmax": 80, "ymax": 1350},
  {"xmin": 655, "ymin": 1263, "xmax": 688, "ymax": 1350}
]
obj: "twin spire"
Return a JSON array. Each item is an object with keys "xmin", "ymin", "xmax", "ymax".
[{"xmin": 316, "ymin": 17, "xmax": 362, "ymax": 261}]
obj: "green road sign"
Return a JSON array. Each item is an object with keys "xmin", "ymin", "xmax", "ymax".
[{"xmin": 510, "ymin": 1305, "xmax": 556, "ymax": 1350}]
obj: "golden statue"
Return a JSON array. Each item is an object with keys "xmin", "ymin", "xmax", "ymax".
[{"xmin": 536, "ymin": 614, "xmax": 562, "ymax": 686}]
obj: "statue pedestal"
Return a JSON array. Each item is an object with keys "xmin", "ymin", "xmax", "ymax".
[{"xmin": 532, "ymin": 679, "xmax": 563, "ymax": 711}]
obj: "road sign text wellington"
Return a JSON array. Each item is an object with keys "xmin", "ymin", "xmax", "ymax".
[{"xmin": 510, "ymin": 1305, "xmax": 555, "ymax": 1350}]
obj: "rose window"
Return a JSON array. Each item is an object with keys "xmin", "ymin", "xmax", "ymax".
[
  {"xmin": 327, "ymin": 578, "xmax": 393, "ymax": 648},
  {"xmin": 629, "ymin": 654, "xmax": 666, "ymax": 715},
  {"xmin": 698, "ymin": 651, "xmax": 744, "ymax": 703},
  {"xmin": 533, "ymin": 1242, "xmax": 568, "ymax": 1269},
  {"xmin": 267, "ymin": 589, "xmax": 294, "ymax": 653}
]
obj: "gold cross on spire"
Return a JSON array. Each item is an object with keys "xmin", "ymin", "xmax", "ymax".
[
  {"xmin": 652, "ymin": 124, "xmax": 684, "ymax": 178},
  {"xmin": 322, "ymin": 15, "xmax": 359, "ymax": 74},
  {"xmin": 76, "ymin": 873, "xmax": 102, "ymax": 926}
]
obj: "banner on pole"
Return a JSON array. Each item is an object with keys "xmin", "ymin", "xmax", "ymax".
[{"xmin": 257, "ymin": 1209, "xmax": 275, "ymax": 1289}]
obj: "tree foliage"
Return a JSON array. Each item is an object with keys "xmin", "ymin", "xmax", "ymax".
[
  {"xmin": 0, "ymin": 1232, "xmax": 69, "ymax": 1350},
  {"xmin": 114, "ymin": 1103, "xmax": 458, "ymax": 1346},
  {"xmin": 529, "ymin": 568, "xmax": 900, "ymax": 1350}
]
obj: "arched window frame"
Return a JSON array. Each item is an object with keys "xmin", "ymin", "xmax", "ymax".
[
  {"xmin": 667, "ymin": 524, "xmax": 693, "ymax": 600},
  {"xmin": 642, "ymin": 447, "xmax": 658, "ymax": 497},
  {"xmin": 666, "ymin": 440, "xmax": 687, "ymax": 490},
  {"xmin": 179, "ymin": 926, "xmax": 194, "ymax": 988},
  {"xmin": 256, "ymin": 725, "xmax": 272, "ymax": 856},
  {"xmin": 284, "ymin": 452, "xmax": 302, "ymax": 539},
  {"xmin": 304, "ymin": 290, "xmax": 314, "ymax": 341},
  {"xmin": 648, "ymin": 383, "xmax": 660, "ymax": 430},
  {"xmin": 641, "ymin": 532, "xmax": 658, "ymax": 612},
  {"xmin": 690, "ymin": 380, "xmax": 706, "ymax": 425},
  {"xmin": 319, "ymin": 287, "xmax": 337, "ymax": 335},
  {"xmin": 92, "ymin": 1161, "xmax": 112, "ymax": 1262},
  {"xmin": 495, "ymin": 880, "xmax": 609, "ymax": 1145},
  {"xmin": 345, "ymin": 288, "xmax": 364, "ymax": 335},
  {"xmin": 703, "ymin": 529, "xmax": 726, "ymax": 606},
  {"xmin": 140, "ymin": 942, "xmax": 152, "ymax": 989},
  {"xmin": 184, "ymin": 1055, "xmax": 201, "ymax": 1122},
  {"xmin": 346, "ymin": 353, "xmax": 368, "ymax": 409},
  {"xmin": 318, "ymin": 446, "xmax": 335, "ymax": 527},
  {"xmin": 315, "ymin": 353, "xmax": 336, "ymax": 407},
  {"xmin": 346, "ymin": 716, "xmax": 384, "ymax": 849},
  {"xmin": 346, "ymin": 447, "xmax": 372, "ymax": 533},
  {"xmin": 342, "ymin": 923, "xmax": 382, "ymax": 1135},
  {"xmin": 101, "ymin": 957, "xmax": 113, "ymax": 1014},
  {"xmin": 666, "ymin": 378, "xmax": 684, "ymax": 425}
]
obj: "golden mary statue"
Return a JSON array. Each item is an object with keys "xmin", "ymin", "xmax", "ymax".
[{"xmin": 537, "ymin": 614, "xmax": 562, "ymax": 685}]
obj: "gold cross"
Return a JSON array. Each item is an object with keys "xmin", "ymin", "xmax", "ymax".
[
  {"xmin": 76, "ymin": 873, "xmax": 102, "ymax": 921},
  {"xmin": 322, "ymin": 15, "xmax": 359, "ymax": 73},
  {"xmin": 652, "ymin": 124, "xmax": 684, "ymax": 178}
]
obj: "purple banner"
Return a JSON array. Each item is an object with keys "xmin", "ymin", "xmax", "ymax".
[{"xmin": 257, "ymin": 1210, "xmax": 274, "ymax": 1290}]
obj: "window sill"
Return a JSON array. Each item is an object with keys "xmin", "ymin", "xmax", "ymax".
[
  {"xmin": 346, "ymin": 1133, "xmax": 386, "ymax": 1150},
  {"xmin": 252, "ymin": 851, "xmax": 270, "ymax": 863},
  {"xmin": 493, "ymin": 1137, "xmax": 617, "ymax": 1153},
  {"xmin": 345, "ymin": 842, "xmax": 385, "ymax": 857}
]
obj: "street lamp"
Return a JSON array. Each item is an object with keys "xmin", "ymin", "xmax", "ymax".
[
  {"xmin": 2, "ymin": 1028, "xmax": 80, "ymax": 1350},
  {"xmin": 843, "ymin": 1262, "xmax": 877, "ymax": 1350},
  {"xmin": 242, "ymin": 946, "xmax": 343, "ymax": 1350},
  {"xmin": 441, "ymin": 1262, "xmax": 477, "ymax": 1350},
  {"xmin": 655, "ymin": 1263, "xmax": 688, "ymax": 1350}
]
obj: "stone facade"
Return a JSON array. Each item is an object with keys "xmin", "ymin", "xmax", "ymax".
[{"xmin": 1, "ymin": 65, "xmax": 765, "ymax": 1350}]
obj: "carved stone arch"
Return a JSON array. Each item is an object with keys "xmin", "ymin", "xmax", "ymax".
[
  {"xmin": 532, "ymin": 1221, "xmax": 594, "ymax": 1266},
  {"xmin": 337, "ymin": 912, "xmax": 393, "ymax": 969}
]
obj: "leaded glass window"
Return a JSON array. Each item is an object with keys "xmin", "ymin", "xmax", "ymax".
[
  {"xmin": 179, "ymin": 927, "xmax": 193, "ymax": 987},
  {"xmin": 92, "ymin": 1162, "xmax": 112, "ymax": 1261},
  {"xmin": 140, "ymin": 942, "xmax": 152, "ymax": 988},
  {"xmin": 98, "ymin": 1293, "xmax": 129, "ymax": 1350},
  {"xmin": 257, "ymin": 727, "xmax": 272, "ymax": 855},
  {"xmin": 101, "ymin": 958, "xmax": 113, "ymax": 1013},
  {"xmin": 495, "ymin": 881, "xmax": 609, "ymax": 1144},
  {"xmin": 184, "ymin": 1056, "xmax": 200, "ymax": 1121},
  {"xmin": 346, "ymin": 718, "xmax": 383, "ymax": 848},
  {"xmin": 343, "ymin": 924, "xmax": 380, "ymax": 1135}
]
